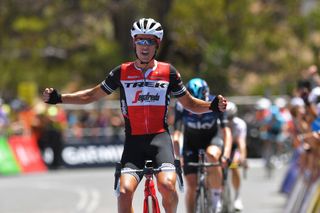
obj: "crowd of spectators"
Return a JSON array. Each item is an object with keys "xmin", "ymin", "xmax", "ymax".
[
  {"xmin": 0, "ymin": 97, "xmax": 127, "ymax": 169},
  {"xmin": 258, "ymin": 64, "xmax": 320, "ymax": 212}
]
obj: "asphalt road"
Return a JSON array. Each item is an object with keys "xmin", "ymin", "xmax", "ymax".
[{"xmin": 0, "ymin": 159, "xmax": 288, "ymax": 213}]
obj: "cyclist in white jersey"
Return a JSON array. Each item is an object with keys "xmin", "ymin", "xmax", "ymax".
[
  {"xmin": 226, "ymin": 102, "xmax": 248, "ymax": 211},
  {"xmin": 42, "ymin": 18, "xmax": 227, "ymax": 213}
]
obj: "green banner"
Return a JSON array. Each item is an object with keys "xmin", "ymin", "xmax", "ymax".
[{"xmin": 0, "ymin": 137, "xmax": 21, "ymax": 175}]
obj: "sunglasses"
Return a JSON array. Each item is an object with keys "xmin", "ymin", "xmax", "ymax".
[{"xmin": 135, "ymin": 39, "xmax": 157, "ymax": 46}]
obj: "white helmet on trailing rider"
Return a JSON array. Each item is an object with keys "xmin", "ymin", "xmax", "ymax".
[
  {"xmin": 131, "ymin": 18, "xmax": 164, "ymax": 41},
  {"xmin": 255, "ymin": 97, "xmax": 271, "ymax": 110},
  {"xmin": 226, "ymin": 101, "xmax": 238, "ymax": 119},
  {"xmin": 274, "ymin": 97, "xmax": 287, "ymax": 108}
]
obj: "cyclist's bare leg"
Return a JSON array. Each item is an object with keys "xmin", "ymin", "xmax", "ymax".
[
  {"xmin": 231, "ymin": 157, "xmax": 244, "ymax": 210},
  {"xmin": 206, "ymin": 145, "xmax": 223, "ymax": 189},
  {"xmin": 184, "ymin": 173, "xmax": 197, "ymax": 213},
  {"xmin": 231, "ymin": 159, "xmax": 241, "ymax": 196},
  {"xmin": 206, "ymin": 145, "xmax": 223, "ymax": 208},
  {"xmin": 156, "ymin": 171, "xmax": 178, "ymax": 213},
  {"xmin": 118, "ymin": 174, "xmax": 139, "ymax": 213}
]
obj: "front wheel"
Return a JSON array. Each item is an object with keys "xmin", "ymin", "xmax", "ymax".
[
  {"xmin": 195, "ymin": 186, "xmax": 212, "ymax": 213},
  {"xmin": 221, "ymin": 182, "xmax": 232, "ymax": 213},
  {"xmin": 147, "ymin": 196, "xmax": 153, "ymax": 213}
]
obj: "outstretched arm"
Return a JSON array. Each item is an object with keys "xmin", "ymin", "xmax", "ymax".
[
  {"xmin": 43, "ymin": 84, "xmax": 107, "ymax": 105},
  {"xmin": 177, "ymin": 91, "xmax": 227, "ymax": 113}
]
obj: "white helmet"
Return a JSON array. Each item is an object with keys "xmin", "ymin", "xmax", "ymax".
[
  {"xmin": 274, "ymin": 97, "xmax": 287, "ymax": 108},
  {"xmin": 131, "ymin": 18, "xmax": 164, "ymax": 41},
  {"xmin": 290, "ymin": 97, "xmax": 305, "ymax": 107},
  {"xmin": 226, "ymin": 101, "xmax": 238, "ymax": 117},
  {"xmin": 308, "ymin": 86, "xmax": 320, "ymax": 104},
  {"xmin": 255, "ymin": 97, "xmax": 271, "ymax": 110}
]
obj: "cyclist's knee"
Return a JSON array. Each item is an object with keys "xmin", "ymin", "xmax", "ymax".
[
  {"xmin": 119, "ymin": 179, "xmax": 137, "ymax": 198},
  {"xmin": 206, "ymin": 146, "xmax": 222, "ymax": 162},
  {"xmin": 119, "ymin": 186, "xmax": 134, "ymax": 199},
  {"xmin": 157, "ymin": 175, "xmax": 176, "ymax": 194},
  {"xmin": 206, "ymin": 152, "xmax": 220, "ymax": 162}
]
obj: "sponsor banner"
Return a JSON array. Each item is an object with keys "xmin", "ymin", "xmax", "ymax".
[
  {"xmin": 0, "ymin": 137, "xmax": 21, "ymax": 175},
  {"xmin": 61, "ymin": 142, "xmax": 124, "ymax": 168},
  {"xmin": 9, "ymin": 136, "xmax": 47, "ymax": 173}
]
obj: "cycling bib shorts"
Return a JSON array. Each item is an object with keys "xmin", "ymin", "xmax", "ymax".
[{"xmin": 120, "ymin": 131, "xmax": 175, "ymax": 182}]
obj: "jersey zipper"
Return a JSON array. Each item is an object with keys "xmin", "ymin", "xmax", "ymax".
[{"xmin": 143, "ymin": 71, "xmax": 149, "ymax": 134}]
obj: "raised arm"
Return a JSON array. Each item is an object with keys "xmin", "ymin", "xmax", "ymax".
[
  {"xmin": 177, "ymin": 91, "xmax": 227, "ymax": 114},
  {"xmin": 43, "ymin": 84, "xmax": 107, "ymax": 105}
]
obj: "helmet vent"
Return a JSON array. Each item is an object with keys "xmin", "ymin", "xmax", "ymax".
[{"xmin": 143, "ymin": 20, "xmax": 148, "ymax": 29}]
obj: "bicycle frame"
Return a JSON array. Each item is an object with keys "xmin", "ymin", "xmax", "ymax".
[
  {"xmin": 143, "ymin": 173, "xmax": 160, "ymax": 213},
  {"xmin": 114, "ymin": 159, "xmax": 183, "ymax": 213},
  {"xmin": 188, "ymin": 149, "xmax": 220, "ymax": 213}
]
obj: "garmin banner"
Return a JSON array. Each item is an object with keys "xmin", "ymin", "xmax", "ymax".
[{"xmin": 61, "ymin": 141, "xmax": 124, "ymax": 168}]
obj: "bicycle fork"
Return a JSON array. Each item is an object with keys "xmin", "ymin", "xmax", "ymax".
[{"xmin": 143, "ymin": 176, "xmax": 160, "ymax": 213}]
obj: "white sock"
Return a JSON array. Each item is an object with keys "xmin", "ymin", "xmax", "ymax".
[
  {"xmin": 234, "ymin": 189, "xmax": 240, "ymax": 200},
  {"xmin": 211, "ymin": 189, "xmax": 222, "ymax": 208}
]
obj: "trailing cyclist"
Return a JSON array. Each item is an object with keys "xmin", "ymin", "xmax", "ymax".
[
  {"xmin": 254, "ymin": 97, "xmax": 286, "ymax": 177},
  {"xmin": 225, "ymin": 101, "xmax": 248, "ymax": 212},
  {"xmin": 172, "ymin": 78, "xmax": 232, "ymax": 213},
  {"xmin": 42, "ymin": 18, "xmax": 227, "ymax": 213}
]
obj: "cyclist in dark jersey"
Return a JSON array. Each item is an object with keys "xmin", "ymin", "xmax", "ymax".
[
  {"xmin": 42, "ymin": 18, "xmax": 227, "ymax": 213},
  {"xmin": 172, "ymin": 78, "xmax": 232, "ymax": 213}
]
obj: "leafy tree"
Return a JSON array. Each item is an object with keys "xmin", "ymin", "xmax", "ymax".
[{"xmin": 0, "ymin": 0, "xmax": 319, "ymax": 100}]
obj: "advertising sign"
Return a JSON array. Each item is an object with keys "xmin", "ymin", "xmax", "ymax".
[
  {"xmin": 9, "ymin": 136, "xmax": 47, "ymax": 173},
  {"xmin": 0, "ymin": 137, "xmax": 21, "ymax": 175},
  {"xmin": 61, "ymin": 142, "xmax": 123, "ymax": 168}
]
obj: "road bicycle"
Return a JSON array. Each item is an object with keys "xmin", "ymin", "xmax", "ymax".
[
  {"xmin": 188, "ymin": 149, "xmax": 220, "ymax": 213},
  {"xmin": 114, "ymin": 159, "xmax": 184, "ymax": 213}
]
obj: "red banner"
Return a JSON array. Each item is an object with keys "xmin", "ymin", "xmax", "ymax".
[{"xmin": 9, "ymin": 136, "xmax": 47, "ymax": 173}]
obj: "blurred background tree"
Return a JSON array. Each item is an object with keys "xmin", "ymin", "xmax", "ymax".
[{"xmin": 0, "ymin": 0, "xmax": 319, "ymax": 100}]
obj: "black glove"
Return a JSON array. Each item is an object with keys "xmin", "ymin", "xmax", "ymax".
[
  {"xmin": 46, "ymin": 89, "xmax": 62, "ymax": 104},
  {"xmin": 209, "ymin": 96, "xmax": 219, "ymax": 112},
  {"xmin": 222, "ymin": 156, "xmax": 232, "ymax": 167}
]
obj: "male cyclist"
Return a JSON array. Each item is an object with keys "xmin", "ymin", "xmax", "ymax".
[
  {"xmin": 172, "ymin": 78, "xmax": 232, "ymax": 213},
  {"xmin": 225, "ymin": 101, "xmax": 248, "ymax": 211},
  {"xmin": 42, "ymin": 18, "xmax": 227, "ymax": 213}
]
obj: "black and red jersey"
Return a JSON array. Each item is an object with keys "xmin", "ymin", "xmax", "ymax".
[{"xmin": 100, "ymin": 60, "xmax": 187, "ymax": 135}]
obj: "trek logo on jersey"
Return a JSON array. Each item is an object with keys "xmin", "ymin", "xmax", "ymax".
[
  {"xmin": 125, "ymin": 81, "xmax": 168, "ymax": 88},
  {"xmin": 132, "ymin": 90, "xmax": 160, "ymax": 103}
]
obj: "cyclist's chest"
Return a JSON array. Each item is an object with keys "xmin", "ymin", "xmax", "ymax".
[
  {"xmin": 183, "ymin": 112, "xmax": 218, "ymax": 129},
  {"xmin": 120, "ymin": 68, "xmax": 170, "ymax": 106}
]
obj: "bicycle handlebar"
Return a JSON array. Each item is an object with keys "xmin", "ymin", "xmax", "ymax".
[
  {"xmin": 187, "ymin": 161, "xmax": 221, "ymax": 167},
  {"xmin": 120, "ymin": 166, "xmax": 176, "ymax": 175},
  {"xmin": 114, "ymin": 159, "xmax": 184, "ymax": 194}
]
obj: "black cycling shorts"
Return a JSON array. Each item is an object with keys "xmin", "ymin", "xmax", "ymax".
[
  {"xmin": 120, "ymin": 131, "xmax": 175, "ymax": 181},
  {"xmin": 183, "ymin": 135, "xmax": 224, "ymax": 175}
]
